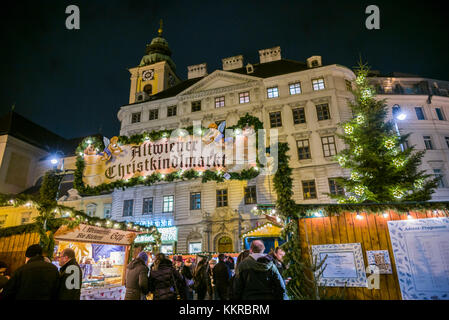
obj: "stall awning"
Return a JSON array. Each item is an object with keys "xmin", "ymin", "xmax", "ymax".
[
  {"xmin": 241, "ymin": 222, "xmax": 283, "ymax": 239},
  {"xmin": 54, "ymin": 224, "xmax": 137, "ymax": 246}
]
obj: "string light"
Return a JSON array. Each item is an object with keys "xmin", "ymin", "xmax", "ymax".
[
  {"xmin": 384, "ymin": 138, "xmax": 396, "ymax": 150},
  {"xmin": 393, "ymin": 158, "xmax": 406, "ymax": 168},
  {"xmin": 407, "ymin": 213, "xmax": 413, "ymax": 219},
  {"xmin": 354, "ymin": 145, "xmax": 363, "ymax": 156},
  {"xmin": 344, "ymin": 124, "xmax": 354, "ymax": 135},
  {"xmin": 383, "ymin": 212, "xmax": 389, "ymax": 218},
  {"xmin": 356, "ymin": 212, "xmax": 364, "ymax": 220},
  {"xmin": 356, "ymin": 114, "xmax": 365, "ymax": 124}
]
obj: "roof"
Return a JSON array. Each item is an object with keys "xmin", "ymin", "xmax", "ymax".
[
  {"xmin": 228, "ymin": 59, "xmax": 309, "ymax": 78},
  {"xmin": 0, "ymin": 111, "xmax": 68, "ymax": 152},
  {"xmin": 128, "ymin": 59, "xmax": 311, "ymax": 104}
]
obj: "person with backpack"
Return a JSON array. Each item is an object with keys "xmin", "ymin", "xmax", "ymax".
[
  {"xmin": 149, "ymin": 253, "xmax": 186, "ymax": 300},
  {"xmin": 233, "ymin": 240, "xmax": 288, "ymax": 300}
]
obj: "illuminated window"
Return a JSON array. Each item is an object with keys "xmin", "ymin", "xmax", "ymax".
[
  {"xmin": 302, "ymin": 180, "xmax": 317, "ymax": 199},
  {"xmin": 244, "ymin": 186, "xmax": 257, "ymax": 205},
  {"xmin": 267, "ymin": 86, "xmax": 279, "ymax": 99},
  {"xmin": 292, "ymin": 108, "xmax": 306, "ymax": 124},
  {"xmin": 312, "ymin": 78, "xmax": 325, "ymax": 91},
  {"xmin": 328, "ymin": 178, "xmax": 345, "ymax": 195},
  {"xmin": 191, "ymin": 101, "xmax": 201, "ymax": 112},
  {"xmin": 239, "ymin": 92, "xmax": 250, "ymax": 104},
  {"xmin": 123, "ymin": 200, "xmax": 134, "ymax": 217},
  {"xmin": 167, "ymin": 106, "xmax": 177, "ymax": 117},
  {"xmin": 163, "ymin": 196, "xmax": 174, "ymax": 213},
  {"xmin": 190, "ymin": 192, "xmax": 201, "ymax": 210},
  {"xmin": 86, "ymin": 204, "xmax": 97, "ymax": 217},
  {"xmin": 215, "ymin": 96, "xmax": 225, "ymax": 108},
  {"xmin": 149, "ymin": 109, "xmax": 158, "ymax": 120},
  {"xmin": 297, "ymin": 140, "xmax": 311, "ymax": 160},
  {"xmin": 289, "ymin": 82, "xmax": 301, "ymax": 95},
  {"xmin": 316, "ymin": 103, "xmax": 331, "ymax": 120},
  {"xmin": 269, "ymin": 111, "xmax": 282, "ymax": 128},
  {"xmin": 216, "ymin": 189, "xmax": 228, "ymax": 207},
  {"xmin": 131, "ymin": 112, "xmax": 141, "ymax": 123},
  {"xmin": 321, "ymin": 136, "xmax": 337, "ymax": 157},
  {"xmin": 142, "ymin": 197, "xmax": 153, "ymax": 215}
]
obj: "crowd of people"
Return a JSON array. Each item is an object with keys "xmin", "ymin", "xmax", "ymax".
[{"xmin": 0, "ymin": 240, "xmax": 289, "ymax": 300}]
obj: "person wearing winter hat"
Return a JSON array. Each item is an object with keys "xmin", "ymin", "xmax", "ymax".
[
  {"xmin": 1, "ymin": 244, "xmax": 60, "ymax": 300},
  {"xmin": 124, "ymin": 251, "xmax": 150, "ymax": 300}
]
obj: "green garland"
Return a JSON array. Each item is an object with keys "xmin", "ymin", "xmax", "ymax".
[{"xmin": 73, "ymin": 113, "xmax": 264, "ymax": 196}]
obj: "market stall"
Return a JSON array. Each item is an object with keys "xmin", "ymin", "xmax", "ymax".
[
  {"xmin": 53, "ymin": 223, "xmax": 137, "ymax": 300},
  {"xmin": 241, "ymin": 217, "xmax": 285, "ymax": 253}
]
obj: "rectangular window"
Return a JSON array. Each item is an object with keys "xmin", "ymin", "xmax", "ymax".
[
  {"xmin": 0, "ymin": 215, "xmax": 7, "ymax": 227},
  {"xmin": 189, "ymin": 242, "xmax": 202, "ymax": 254},
  {"xmin": 423, "ymin": 136, "xmax": 433, "ymax": 150},
  {"xmin": 297, "ymin": 139, "xmax": 311, "ymax": 160},
  {"xmin": 239, "ymin": 91, "xmax": 250, "ymax": 104},
  {"xmin": 131, "ymin": 112, "xmax": 141, "ymax": 123},
  {"xmin": 269, "ymin": 111, "xmax": 282, "ymax": 128},
  {"xmin": 167, "ymin": 105, "xmax": 177, "ymax": 117},
  {"xmin": 345, "ymin": 80, "xmax": 352, "ymax": 91},
  {"xmin": 215, "ymin": 96, "xmax": 225, "ymax": 108},
  {"xmin": 302, "ymin": 180, "xmax": 317, "ymax": 199},
  {"xmin": 328, "ymin": 178, "xmax": 345, "ymax": 196},
  {"xmin": 103, "ymin": 204, "xmax": 112, "ymax": 219},
  {"xmin": 289, "ymin": 82, "xmax": 301, "ymax": 95},
  {"xmin": 436, "ymin": 108, "xmax": 445, "ymax": 120},
  {"xmin": 316, "ymin": 103, "xmax": 331, "ymax": 121},
  {"xmin": 321, "ymin": 136, "xmax": 337, "ymax": 157},
  {"xmin": 292, "ymin": 108, "xmax": 306, "ymax": 124},
  {"xmin": 244, "ymin": 186, "xmax": 257, "ymax": 205},
  {"xmin": 142, "ymin": 197, "xmax": 154, "ymax": 215},
  {"xmin": 312, "ymin": 78, "xmax": 325, "ymax": 91},
  {"xmin": 123, "ymin": 200, "xmax": 134, "ymax": 217},
  {"xmin": 415, "ymin": 107, "xmax": 426, "ymax": 120},
  {"xmin": 149, "ymin": 109, "xmax": 159, "ymax": 120},
  {"xmin": 190, "ymin": 192, "xmax": 201, "ymax": 210},
  {"xmin": 445, "ymin": 137, "xmax": 449, "ymax": 148},
  {"xmin": 433, "ymin": 169, "xmax": 446, "ymax": 188},
  {"xmin": 267, "ymin": 86, "xmax": 279, "ymax": 99},
  {"xmin": 191, "ymin": 101, "xmax": 201, "ymax": 112},
  {"xmin": 163, "ymin": 196, "xmax": 174, "ymax": 213},
  {"xmin": 216, "ymin": 189, "xmax": 228, "ymax": 207}
]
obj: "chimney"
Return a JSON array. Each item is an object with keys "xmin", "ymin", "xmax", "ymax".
[
  {"xmin": 306, "ymin": 56, "xmax": 322, "ymax": 68},
  {"xmin": 222, "ymin": 55, "xmax": 244, "ymax": 71},
  {"xmin": 258, "ymin": 46, "xmax": 281, "ymax": 64},
  {"xmin": 187, "ymin": 63, "xmax": 208, "ymax": 79}
]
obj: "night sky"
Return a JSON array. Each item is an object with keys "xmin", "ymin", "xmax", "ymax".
[{"xmin": 1, "ymin": 0, "xmax": 448, "ymax": 140}]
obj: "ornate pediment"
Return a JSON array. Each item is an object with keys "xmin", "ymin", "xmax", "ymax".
[{"xmin": 179, "ymin": 70, "xmax": 262, "ymax": 100}]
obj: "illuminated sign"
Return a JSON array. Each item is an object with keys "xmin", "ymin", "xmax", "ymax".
[{"xmin": 134, "ymin": 226, "xmax": 177, "ymax": 244}]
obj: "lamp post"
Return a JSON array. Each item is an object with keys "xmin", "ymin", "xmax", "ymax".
[{"xmin": 392, "ymin": 105, "xmax": 407, "ymax": 151}]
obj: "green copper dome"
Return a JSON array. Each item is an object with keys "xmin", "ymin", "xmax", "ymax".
[{"xmin": 139, "ymin": 21, "xmax": 176, "ymax": 71}]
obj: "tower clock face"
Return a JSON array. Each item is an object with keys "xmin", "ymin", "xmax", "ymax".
[{"xmin": 142, "ymin": 69, "xmax": 154, "ymax": 81}]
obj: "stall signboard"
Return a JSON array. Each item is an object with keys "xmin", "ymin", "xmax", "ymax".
[
  {"xmin": 54, "ymin": 224, "xmax": 137, "ymax": 245},
  {"xmin": 312, "ymin": 243, "xmax": 367, "ymax": 287},
  {"xmin": 82, "ymin": 124, "xmax": 261, "ymax": 187},
  {"xmin": 388, "ymin": 218, "xmax": 449, "ymax": 300}
]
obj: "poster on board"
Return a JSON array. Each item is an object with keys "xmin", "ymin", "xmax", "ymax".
[
  {"xmin": 366, "ymin": 250, "xmax": 392, "ymax": 274},
  {"xmin": 312, "ymin": 243, "xmax": 367, "ymax": 287},
  {"xmin": 388, "ymin": 218, "xmax": 449, "ymax": 300}
]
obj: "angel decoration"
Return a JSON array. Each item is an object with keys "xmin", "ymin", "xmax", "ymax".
[
  {"xmin": 100, "ymin": 136, "xmax": 123, "ymax": 161},
  {"xmin": 202, "ymin": 121, "xmax": 233, "ymax": 145}
]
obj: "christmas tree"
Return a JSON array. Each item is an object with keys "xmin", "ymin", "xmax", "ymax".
[{"xmin": 330, "ymin": 63, "xmax": 438, "ymax": 203}]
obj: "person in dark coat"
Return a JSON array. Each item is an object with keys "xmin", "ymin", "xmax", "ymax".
[
  {"xmin": 0, "ymin": 261, "xmax": 10, "ymax": 293},
  {"xmin": 213, "ymin": 254, "xmax": 231, "ymax": 300},
  {"xmin": 58, "ymin": 248, "xmax": 82, "ymax": 300},
  {"xmin": 125, "ymin": 251, "xmax": 149, "ymax": 300},
  {"xmin": 206, "ymin": 259, "xmax": 217, "ymax": 300},
  {"xmin": 233, "ymin": 240, "xmax": 288, "ymax": 300},
  {"xmin": 149, "ymin": 253, "xmax": 186, "ymax": 300},
  {"xmin": 1, "ymin": 244, "xmax": 60, "ymax": 300},
  {"xmin": 268, "ymin": 247, "xmax": 286, "ymax": 278},
  {"xmin": 192, "ymin": 255, "xmax": 208, "ymax": 300},
  {"xmin": 182, "ymin": 258, "xmax": 194, "ymax": 300}
]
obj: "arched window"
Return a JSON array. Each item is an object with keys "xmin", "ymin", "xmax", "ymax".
[
  {"xmin": 143, "ymin": 84, "xmax": 152, "ymax": 95},
  {"xmin": 217, "ymin": 236, "xmax": 233, "ymax": 253}
]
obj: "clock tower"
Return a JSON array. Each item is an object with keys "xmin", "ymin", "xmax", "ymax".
[{"xmin": 128, "ymin": 20, "xmax": 180, "ymax": 104}]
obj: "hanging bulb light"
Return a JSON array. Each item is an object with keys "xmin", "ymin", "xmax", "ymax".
[
  {"xmin": 356, "ymin": 212, "xmax": 364, "ymax": 220},
  {"xmin": 383, "ymin": 212, "xmax": 389, "ymax": 218}
]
